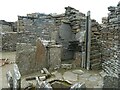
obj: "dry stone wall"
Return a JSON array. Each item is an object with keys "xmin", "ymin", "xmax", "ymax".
[
  {"xmin": 90, "ymin": 20, "xmax": 102, "ymax": 70},
  {"xmin": 0, "ymin": 20, "xmax": 15, "ymax": 32},
  {"xmin": 101, "ymin": 2, "xmax": 120, "ymax": 89},
  {"xmin": 101, "ymin": 2, "xmax": 120, "ymax": 78}
]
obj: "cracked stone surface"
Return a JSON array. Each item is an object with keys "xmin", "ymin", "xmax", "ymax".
[
  {"xmin": 52, "ymin": 71, "xmax": 63, "ymax": 80},
  {"xmin": 63, "ymin": 71, "xmax": 78, "ymax": 82}
]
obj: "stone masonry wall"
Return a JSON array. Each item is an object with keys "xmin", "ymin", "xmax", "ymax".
[{"xmin": 101, "ymin": 2, "xmax": 120, "ymax": 89}]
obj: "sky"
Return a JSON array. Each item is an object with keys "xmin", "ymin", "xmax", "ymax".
[{"xmin": 0, "ymin": 0, "xmax": 119, "ymax": 23}]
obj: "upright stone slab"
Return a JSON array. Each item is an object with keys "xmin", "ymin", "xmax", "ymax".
[
  {"xmin": 16, "ymin": 38, "xmax": 47, "ymax": 76},
  {"xmin": 35, "ymin": 38, "xmax": 47, "ymax": 70},
  {"xmin": 47, "ymin": 45, "xmax": 62, "ymax": 70},
  {"xmin": 16, "ymin": 43, "xmax": 36, "ymax": 75}
]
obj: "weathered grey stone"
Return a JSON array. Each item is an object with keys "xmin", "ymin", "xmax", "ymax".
[
  {"xmin": 36, "ymin": 81, "xmax": 53, "ymax": 90},
  {"xmin": 103, "ymin": 75, "xmax": 120, "ymax": 88},
  {"xmin": 101, "ymin": 2, "xmax": 120, "ymax": 88},
  {"xmin": 16, "ymin": 38, "xmax": 47, "ymax": 76},
  {"xmin": 88, "ymin": 76, "xmax": 98, "ymax": 82},
  {"xmin": 72, "ymin": 70, "xmax": 84, "ymax": 75},
  {"xmin": 13, "ymin": 64, "xmax": 21, "ymax": 89},
  {"xmin": 99, "ymin": 71, "xmax": 107, "ymax": 78},
  {"xmin": 72, "ymin": 52, "xmax": 82, "ymax": 68},
  {"xmin": 51, "ymin": 81, "xmax": 70, "ymax": 88},
  {"xmin": 80, "ymin": 73, "xmax": 91, "ymax": 78},
  {"xmin": 2, "ymin": 32, "xmax": 18, "ymax": 51},
  {"xmin": 61, "ymin": 64, "xmax": 72, "ymax": 70},
  {"xmin": 70, "ymin": 82, "xmax": 86, "ymax": 90},
  {"xmin": 47, "ymin": 45, "xmax": 62, "ymax": 71},
  {"xmin": 0, "ymin": 20, "xmax": 16, "ymax": 32},
  {"xmin": 63, "ymin": 71, "xmax": 77, "ymax": 81},
  {"xmin": 52, "ymin": 71, "xmax": 63, "ymax": 80},
  {"xmin": 101, "ymin": 1, "xmax": 120, "ymax": 79},
  {"xmin": 6, "ymin": 71, "xmax": 13, "ymax": 89},
  {"xmin": 16, "ymin": 46, "xmax": 36, "ymax": 75}
]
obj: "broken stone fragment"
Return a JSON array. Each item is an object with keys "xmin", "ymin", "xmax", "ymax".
[
  {"xmin": 63, "ymin": 71, "xmax": 77, "ymax": 82},
  {"xmin": 70, "ymin": 82, "xmax": 86, "ymax": 90},
  {"xmin": 42, "ymin": 68, "xmax": 51, "ymax": 77},
  {"xmin": 13, "ymin": 64, "xmax": 21, "ymax": 89},
  {"xmin": 61, "ymin": 64, "xmax": 72, "ymax": 70},
  {"xmin": 6, "ymin": 71, "xmax": 13, "ymax": 89},
  {"xmin": 108, "ymin": 6, "xmax": 115, "ymax": 12},
  {"xmin": 72, "ymin": 70, "xmax": 84, "ymax": 75},
  {"xmin": 36, "ymin": 81, "xmax": 53, "ymax": 90},
  {"xmin": 0, "ymin": 58, "xmax": 9, "ymax": 66},
  {"xmin": 51, "ymin": 81, "xmax": 70, "ymax": 88}
]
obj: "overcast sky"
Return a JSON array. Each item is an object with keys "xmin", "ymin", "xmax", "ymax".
[{"xmin": 0, "ymin": 0, "xmax": 119, "ymax": 23}]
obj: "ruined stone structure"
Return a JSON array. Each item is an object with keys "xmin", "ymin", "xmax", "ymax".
[
  {"xmin": 53, "ymin": 7, "xmax": 102, "ymax": 70},
  {"xmin": 101, "ymin": 2, "xmax": 120, "ymax": 88},
  {"xmin": 1, "ymin": 6, "xmax": 103, "ymax": 71},
  {"xmin": 0, "ymin": 20, "xmax": 17, "ymax": 51},
  {"xmin": 2, "ymin": 1, "xmax": 120, "ymax": 89},
  {"xmin": 0, "ymin": 20, "xmax": 16, "ymax": 32},
  {"xmin": 53, "ymin": 6, "xmax": 86, "ymax": 63},
  {"xmin": 16, "ymin": 39, "xmax": 62, "ymax": 75},
  {"xmin": 17, "ymin": 13, "xmax": 57, "ymax": 41},
  {"xmin": 2, "ymin": 31, "xmax": 42, "ymax": 51},
  {"xmin": 1, "ymin": 13, "xmax": 58, "ymax": 51},
  {"xmin": 2, "ymin": 32, "xmax": 17, "ymax": 51}
]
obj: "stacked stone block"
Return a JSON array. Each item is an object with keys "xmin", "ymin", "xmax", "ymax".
[
  {"xmin": 102, "ymin": 2, "xmax": 120, "ymax": 78},
  {"xmin": 1, "ymin": 32, "xmax": 40, "ymax": 51},
  {"xmin": 17, "ymin": 13, "xmax": 58, "ymax": 41},
  {"xmin": 2, "ymin": 32, "xmax": 17, "ymax": 51},
  {"xmin": 101, "ymin": 2, "xmax": 120, "ymax": 88},
  {"xmin": 0, "ymin": 20, "xmax": 16, "ymax": 32},
  {"xmin": 65, "ymin": 6, "xmax": 86, "ymax": 33},
  {"xmin": 90, "ymin": 20, "xmax": 102, "ymax": 70}
]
